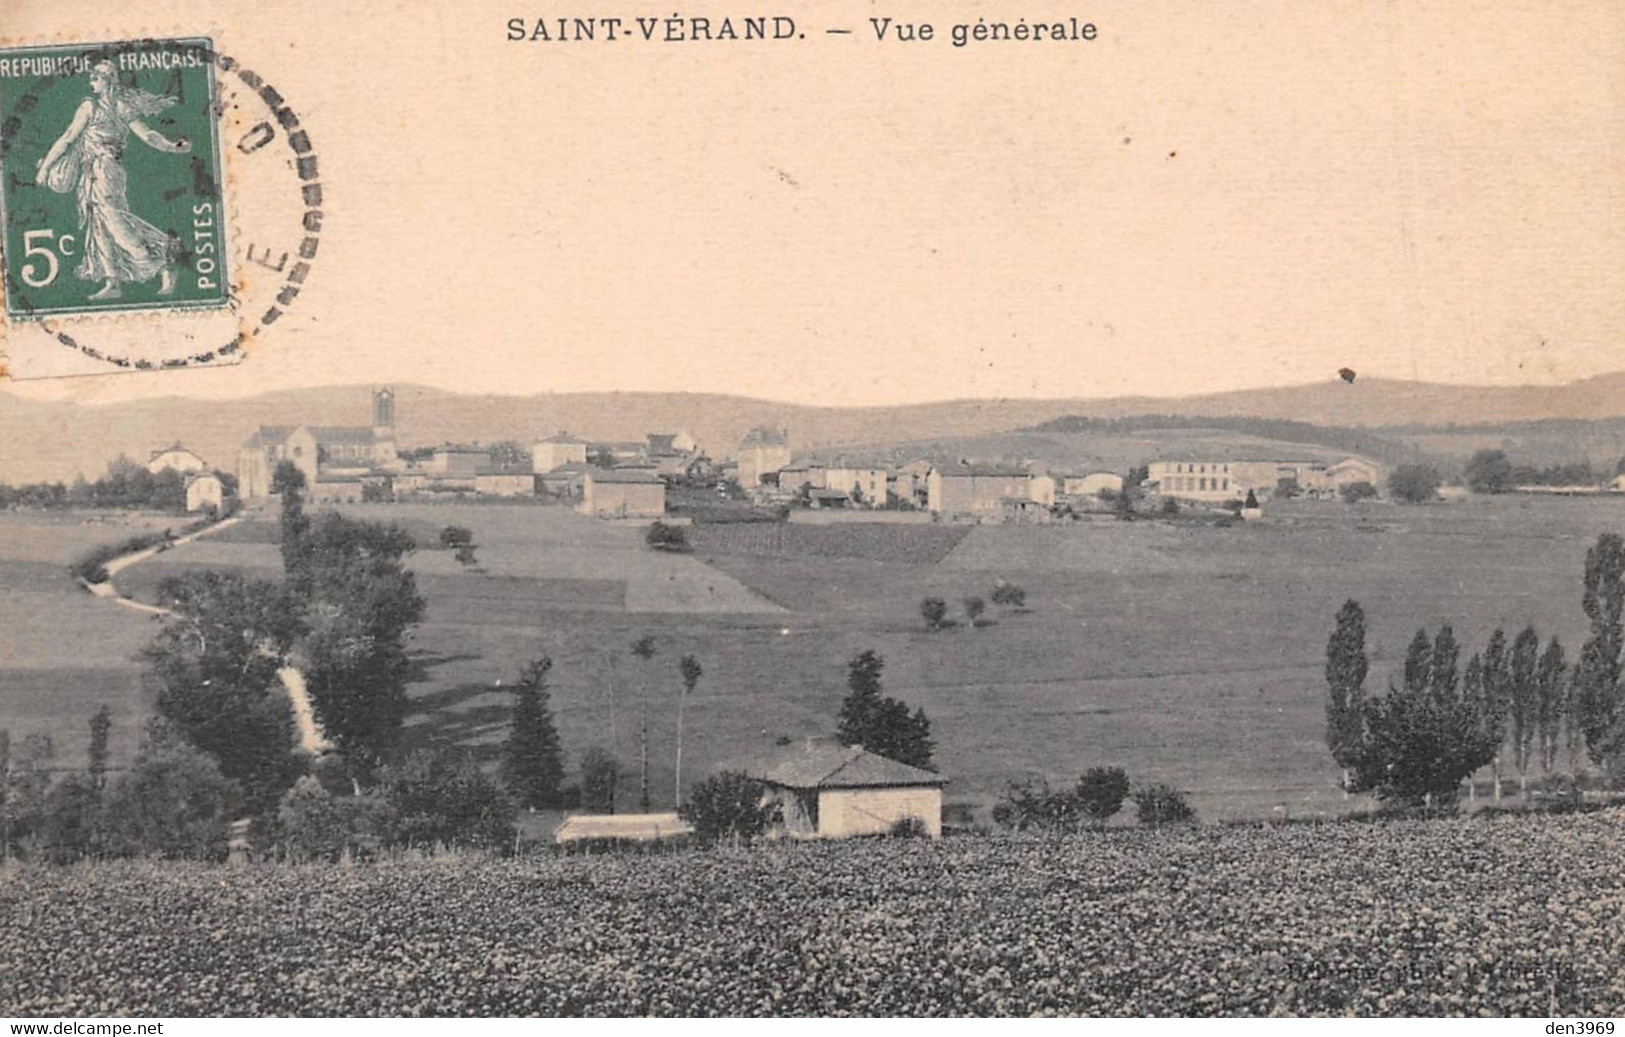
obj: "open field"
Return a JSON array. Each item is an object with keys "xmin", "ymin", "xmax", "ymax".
[
  {"xmin": 11, "ymin": 494, "xmax": 1625, "ymax": 820},
  {"xmin": 0, "ymin": 511, "xmax": 188, "ymax": 774},
  {"xmin": 6, "ymin": 809, "xmax": 1624, "ymax": 1016}
]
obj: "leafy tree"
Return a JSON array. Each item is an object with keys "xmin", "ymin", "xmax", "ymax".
[
  {"xmin": 41, "ymin": 773, "xmax": 103, "ymax": 864},
  {"xmin": 1387, "ymin": 464, "xmax": 1441, "ymax": 504},
  {"xmin": 992, "ymin": 778, "xmax": 1081, "ymax": 831},
  {"xmin": 105, "ymin": 723, "xmax": 241, "ymax": 861},
  {"xmin": 1348, "ymin": 626, "xmax": 1500, "ymax": 809},
  {"xmin": 271, "ymin": 460, "xmax": 311, "ymax": 585},
  {"xmin": 142, "ymin": 571, "xmax": 306, "ymax": 814},
  {"xmin": 501, "ymin": 658, "xmax": 566, "ymax": 810},
  {"xmin": 1464, "ymin": 449, "xmax": 1514, "ymax": 494},
  {"xmin": 87, "ymin": 703, "xmax": 112, "ymax": 793},
  {"xmin": 487, "ymin": 441, "xmax": 531, "ymax": 471},
  {"xmin": 920, "ymin": 597, "xmax": 948, "ymax": 630},
  {"xmin": 962, "ymin": 595, "xmax": 986, "ymax": 627},
  {"xmin": 379, "ymin": 750, "xmax": 516, "ymax": 851},
  {"xmin": 1133, "ymin": 784, "xmax": 1196, "ymax": 826},
  {"xmin": 835, "ymin": 650, "xmax": 935, "ymax": 770},
  {"xmin": 579, "ymin": 746, "xmax": 621, "ymax": 814},
  {"xmin": 1507, "ymin": 626, "xmax": 1541, "ymax": 790},
  {"xmin": 1323, "ymin": 600, "xmax": 1368, "ymax": 792},
  {"xmin": 674, "ymin": 654, "xmax": 702, "ymax": 808},
  {"xmin": 1075, "ymin": 767, "xmax": 1131, "ymax": 825},
  {"xmin": 276, "ymin": 775, "xmax": 388, "ymax": 862},
  {"xmin": 630, "ymin": 636, "xmax": 657, "ymax": 811},
  {"xmin": 645, "ymin": 521, "xmax": 689, "ymax": 551},
  {"xmin": 991, "ymin": 583, "xmax": 1027, "ymax": 609},
  {"xmin": 454, "ymin": 544, "xmax": 478, "ymax": 567},
  {"xmin": 1340, "ymin": 481, "xmax": 1379, "ymax": 503},
  {"xmin": 1575, "ymin": 533, "xmax": 1625, "ymax": 773},
  {"xmin": 439, "ymin": 525, "xmax": 474, "ymax": 548},
  {"xmin": 297, "ymin": 513, "xmax": 426, "ymax": 770},
  {"xmin": 678, "ymin": 771, "xmax": 781, "ymax": 844},
  {"xmin": 1536, "ymin": 636, "xmax": 1568, "ymax": 774},
  {"xmin": 2, "ymin": 733, "xmax": 54, "ymax": 859}
]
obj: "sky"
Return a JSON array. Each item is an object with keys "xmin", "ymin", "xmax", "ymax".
[{"xmin": 3, "ymin": 0, "xmax": 1622, "ymax": 407}]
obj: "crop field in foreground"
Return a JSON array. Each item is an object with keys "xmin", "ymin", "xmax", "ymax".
[{"xmin": 5, "ymin": 809, "xmax": 1623, "ymax": 1017}]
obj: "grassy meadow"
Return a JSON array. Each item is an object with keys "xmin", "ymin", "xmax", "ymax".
[{"xmin": 8, "ymin": 493, "xmax": 1624, "ymax": 820}]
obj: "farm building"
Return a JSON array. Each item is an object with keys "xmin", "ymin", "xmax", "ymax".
[
  {"xmin": 926, "ymin": 462, "xmax": 1047, "ymax": 521},
  {"xmin": 533, "ymin": 431, "xmax": 588, "ymax": 473},
  {"xmin": 1150, "ymin": 456, "xmax": 1384, "ymax": 502},
  {"xmin": 807, "ymin": 487, "xmax": 854, "ymax": 509},
  {"xmin": 1061, "ymin": 471, "xmax": 1124, "ymax": 497},
  {"xmin": 147, "ymin": 444, "xmax": 208, "ymax": 475},
  {"xmin": 474, "ymin": 469, "xmax": 536, "ymax": 497},
  {"xmin": 1001, "ymin": 496, "xmax": 1052, "ymax": 524},
  {"xmin": 554, "ymin": 813, "xmax": 694, "ymax": 845},
  {"xmin": 582, "ymin": 468, "xmax": 666, "ymax": 519},
  {"xmin": 754, "ymin": 743, "xmax": 947, "ymax": 839},
  {"xmin": 184, "ymin": 471, "xmax": 225, "ymax": 512},
  {"xmin": 779, "ymin": 462, "xmax": 828, "ymax": 494},
  {"xmin": 824, "ymin": 465, "xmax": 889, "ymax": 507},
  {"xmin": 426, "ymin": 444, "xmax": 491, "ymax": 477},
  {"xmin": 736, "ymin": 427, "xmax": 791, "ymax": 487},
  {"xmin": 539, "ymin": 462, "xmax": 589, "ymax": 499}
]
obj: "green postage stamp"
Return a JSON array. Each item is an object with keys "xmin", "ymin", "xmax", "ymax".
[{"xmin": 0, "ymin": 38, "xmax": 227, "ymax": 318}]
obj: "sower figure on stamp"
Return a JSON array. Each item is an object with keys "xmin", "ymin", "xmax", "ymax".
[{"xmin": 33, "ymin": 61, "xmax": 191, "ymax": 301}]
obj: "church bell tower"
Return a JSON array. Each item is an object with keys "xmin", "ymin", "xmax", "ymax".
[{"xmin": 372, "ymin": 386, "xmax": 395, "ymax": 436}]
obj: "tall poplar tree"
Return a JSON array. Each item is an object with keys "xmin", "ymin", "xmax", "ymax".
[{"xmin": 1323, "ymin": 600, "xmax": 1368, "ymax": 793}]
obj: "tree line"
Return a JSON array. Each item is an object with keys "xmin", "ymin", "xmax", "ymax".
[
  {"xmin": 1324, "ymin": 533, "xmax": 1625, "ymax": 808},
  {"xmin": 0, "ymin": 455, "xmax": 237, "ymax": 512}
]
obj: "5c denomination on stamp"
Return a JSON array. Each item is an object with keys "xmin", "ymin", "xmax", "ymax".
[{"xmin": 1, "ymin": 38, "xmax": 227, "ymax": 318}]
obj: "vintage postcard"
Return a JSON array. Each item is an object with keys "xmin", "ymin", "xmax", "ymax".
[{"xmin": 1, "ymin": 0, "xmax": 1623, "ymax": 1024}]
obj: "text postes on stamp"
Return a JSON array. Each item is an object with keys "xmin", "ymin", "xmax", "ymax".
[
  {"xmin": 0, "ymin": 36, "xmax": 321, "ymax": 379},
  {"xmin": 1, "ymin": 39, "xmax": 227, "ymax": 318}
]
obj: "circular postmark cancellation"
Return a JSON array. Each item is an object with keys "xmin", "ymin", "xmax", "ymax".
[{"xmin": 0, "ymin": 37, "xmax": 322, "ymax": 377}]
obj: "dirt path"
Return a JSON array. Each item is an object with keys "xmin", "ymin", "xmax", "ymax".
[{"xmin": 82, "ymin": 513, "xmax": 332, "ymax": 754}]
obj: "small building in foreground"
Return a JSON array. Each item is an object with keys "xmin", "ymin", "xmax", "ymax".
[
  {"xmin": 581, "ymin": 467, "xmax": 666, "ymax": 519},
  {"xmin": 554, "ymin": 813, "xmax": 694, "ymax": 845},
  {"xmin": 754, "ymin": 743, "xmax": 947, "ymax": 839},
  {"xmin": 184, "ymin": 471, "xmax": 225, "ymax": 512}
]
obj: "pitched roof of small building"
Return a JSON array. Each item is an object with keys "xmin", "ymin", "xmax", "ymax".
[
  {"xmin": 538, "ymin": 431, "xmax": 587, "ymax": 445},
  {"xmin": 149, "ymin": 443, "xmax": 201, "ymax": 461},
  {"xmin": 738, "ymin": 426, "xmax": 788, "ymax": 449},
  {"xmin": 586, "ymin": 468, "xmax": 664, "ymax": 484},
  {"xmin": 757, "ymin": 744, "xmax": 947, "ymax": 790},
  {"xmin": 183, "ymin": 470, "xmax": 222, "ymax": 487},
  {"xmin": 433, "ymin": 442, "xmax": 489, "ymax": 454}
]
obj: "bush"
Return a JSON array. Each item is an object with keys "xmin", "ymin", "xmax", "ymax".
[
  {"xmin": 678, "ymin": 771, "xmax": 781, "ymax": 844},
  {"xmin": 1340, "ymin": 481, "xmax": 1379, "ymax": 503},
  {"xmin": 105, "ymin": 729, "xmax": 243, "ymax": 860},
  {"xmin": 990, "ymin": 583, "xmax": 1027, "ymax": 608},
  {"xmin": 645, "ymin": 520, "xmax": 690, "ymax": 551},
  {"xmin": 887, "ymin": 815, "xmax": 929, "ymax": 839},
  {"xmin": 920, "ymin": 597, "xmax": 948, "ymax": 630},
  {"xmin": 1076, "ymin": 767, "xmax": 1130, "ymax": 825},
  {"xmin": 1133, "ymin": 784, "xmax": 1196, "ymax": 826},
  {"xmin": 992, "ymin": 778, "xmax": 1081, "ymax": 832},
  {"xmin": 1160, "ymin": 497, "xmax": 1180, "ymax": 515},
  {"xmin": 1387, "ymin": 464, "xmax": 1441, "ymax": 504},
  {"xmin": 378, "ymin": 751, "xmax": 517, "ymax": 852},
  {"xmin": 439, "ymin": 525, "xmax": 474, "ymax": 548},
  {"xmin": 276, "ymin": 775, "xmax": 390, "ymax": 862},
  {"xmin": 962, "ymin": 595, "xmax": 986, "ymax": 625}
]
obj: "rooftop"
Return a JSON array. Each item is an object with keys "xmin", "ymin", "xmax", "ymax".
[
  {"xmin": 756, "ymin": 743, "xmax": 946, "ymax": 790},
  {"xmin": 935, "ymin": 462, "xmax": 1031, "ymax": 479},
  {"xmin": 554, "ymin": 813, "xmax": 694, "ymax": 844},
  {"xmin": 587, "ymin": 468, "xmax": 664, "ymax": 484}
]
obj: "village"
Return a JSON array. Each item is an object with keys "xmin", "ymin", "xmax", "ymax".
[{"xmin": 134, "ymin": 387, "xmax": 1396, "ymax": 524}]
